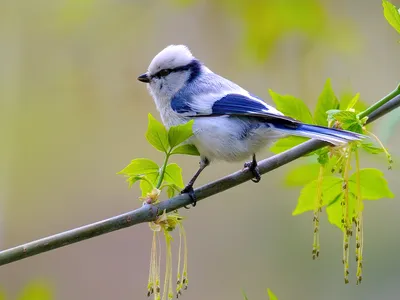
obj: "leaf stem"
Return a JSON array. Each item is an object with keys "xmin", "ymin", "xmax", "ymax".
[
  {"xmin": 156, "ymin": 153, "xmax": 171, "ymax": 188},
  {"xmin": 357, "ymin": 84, "xmax": 400, "ymax": 119}
]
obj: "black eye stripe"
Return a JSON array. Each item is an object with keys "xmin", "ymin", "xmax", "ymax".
[
  {"xmin": 156, "ymin": 69, "xmax": 172, "ymax": 77},
  {"xmin": 151, "ymin": 63, "xmax": 195, "ymax": 79}
]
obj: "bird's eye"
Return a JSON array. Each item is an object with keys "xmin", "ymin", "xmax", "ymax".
[{"xmin": 158, "ymin": 69, "xmax": 172, "ymax": 77}]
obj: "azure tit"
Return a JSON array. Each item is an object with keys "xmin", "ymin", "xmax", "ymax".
[{"xmin": 138, "ymin": 45, "xmax": 363, "ymax": 206}]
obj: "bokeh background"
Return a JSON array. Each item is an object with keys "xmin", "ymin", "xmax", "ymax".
[{"xmin": 1, "ymin": 0, "xmax": 400, "ymax": 299}]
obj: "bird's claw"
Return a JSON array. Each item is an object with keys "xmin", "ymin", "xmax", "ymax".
[
  {"xmin": 244, "ymin": 160, "xmax": 261, "ymax": 183},
  {"xmin": 181, "ymin": 185, "xmax": 197, "ymax": 208}
]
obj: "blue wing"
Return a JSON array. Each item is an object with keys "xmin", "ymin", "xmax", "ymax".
[
  {"xmin": 171, "ymin": 92, "xmax": 298, "ymax": 125},
  {"xmin": 204, "ymin": 93, "xmax": 299, "ymax": 126},
  {"xmin": 211, "ymin": 94, "xmax": 270, "ymax": 115}
]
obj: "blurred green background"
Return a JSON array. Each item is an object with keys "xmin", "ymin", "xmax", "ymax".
[{"xmin": 1, "ymin": 0, "xmax": 400, "ymax": 299}]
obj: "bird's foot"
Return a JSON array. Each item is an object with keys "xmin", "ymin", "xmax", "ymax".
[
  {"xmin": 181, "ymin": 185, "xmax": 197, "ymax": 208},
  {"xmin": 244, "ymin": 159, "xmax": 261, "ymax": 183}
]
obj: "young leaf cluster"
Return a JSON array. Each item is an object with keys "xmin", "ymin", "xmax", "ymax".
[
  {"xmin": 118, "ymin": 114, "xmax": 199, "ymax": 201},
  {"xmin": 118, "ymin": 114, "xmax": 197, "ymax": 300},
  {"xmin": 270, "ymin": 78, "xmax": 395, "ymax": 284}
]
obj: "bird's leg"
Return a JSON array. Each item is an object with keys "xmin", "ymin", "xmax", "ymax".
[
  {"xmin": 181, "ymin": 157, "xmax": 210, "ymax": 208},
  {"xmin": 244, "ymin": 154, "xmax": 261, "ymax": 183}
]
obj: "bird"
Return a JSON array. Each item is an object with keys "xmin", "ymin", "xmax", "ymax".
[{"xmin": 137, "ymin": 45, "xmax": 363, "ymax": 206}]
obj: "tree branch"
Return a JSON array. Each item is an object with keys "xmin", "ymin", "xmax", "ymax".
[{"xmin": 1, "ymin": 92, "xmax": 399, "ymax": 267}]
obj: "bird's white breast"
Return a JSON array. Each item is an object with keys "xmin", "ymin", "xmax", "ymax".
[{"xmin": 192, "ymin": 116, "xmax": 285, "ymax": 162}]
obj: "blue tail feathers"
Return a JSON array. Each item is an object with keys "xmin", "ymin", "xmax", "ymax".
[{"xmin": 274, "ymin": 123, "xmax": 364, "ymax": 145}]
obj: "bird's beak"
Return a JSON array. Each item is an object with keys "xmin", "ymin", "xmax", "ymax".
[{"xmin": 137, "ymin": 73, "xmax": 150, "ymax": 83}]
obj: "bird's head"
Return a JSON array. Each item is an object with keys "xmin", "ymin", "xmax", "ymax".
[{"xmin": 138, "ymin": 45, "xmax": 202, "ymax": 102}]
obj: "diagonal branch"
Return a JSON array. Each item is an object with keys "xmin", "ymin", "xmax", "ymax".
[{"xmin": 0, "ymin": 93, "xmax": 399, "ymax": 267}]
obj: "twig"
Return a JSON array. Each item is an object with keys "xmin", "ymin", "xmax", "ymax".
[
  {"xmin": 0, "ymin": 92, "xmax": 399, "ymax": 267},
  {"xmin": 365, "ymin": 94, "xmax": 400, "ymax": 123}
]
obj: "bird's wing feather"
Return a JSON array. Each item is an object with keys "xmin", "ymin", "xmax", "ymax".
[{"xmin": 194, "ymin": 93, "xmax": 299, "ymax": 127}]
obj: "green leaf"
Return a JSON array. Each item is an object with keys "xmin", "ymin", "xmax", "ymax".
[
  {"xmin": 285, "ymin": 163, "xmax": 322, "ymax": 187},
  {"xmin": 164, "ymin": 163, "xmax": 184, "ymax": 189},
  {"xmin": 117, "ymin": 159, "xmax": 160, "ymax": 190},
  {"xmin": 348, "ymin": 168, "xmax": 394, "ymax": 200},
  {"xmin": 326, "ymin": 193, "xmax": 356, "ymax": 229},
  {"xmin": 168, "ymin": 120, "xmax": 195, "ymax": 148},
  {"xmin": 17, "ymin": 282, "xmax": 53, "ymax": 300},
  {"xmin": 339, "ymin": 91, "xmax": 368, "ymax": 112},
  {"xmin": 314, "ymin": 79, "xmax": 340, "ymax": 126},
  {"xmin": 345, "ymin": 93, "xmax": 360, "ymax": 110},
  {"xmin": 127, "ymin": 175, "xmax": 144, "ymax": 187},
  {"xmin": 317, "ymin": 148, "xmax": 330, "ymax": 165},
  {"xmin": 383, "ymin": 0, "xmax": 400, "ymax": 34},
  {"xmin": 270, "ymin": 136, "xmax": 309, "ymax": 154},
  {"xmin": 145, "ymin": 113, "xmax": 169, "ymax": 153},
  {"xmin": 345, "ymin": 123, "xmax": 363, "ymax": 134},
  {"xmin": 140, "ymin": 172, "xmax": 158, "ymax": 197},
  {"xmin": 166, "ymin": 184, "xmax": 178, "ymax": 198},
  {"xmin": 117, "ymin": 158, "xmax": 159, "ymax": 176},
  {"xmin": 171, "ymin": 144, "xmax": 200, "ymax": 156},
  {"xmin": 269, "ymin": 90, "xmax": 313, "ymax": 123},
  {"xmin": 293, "ymin": 176, "xmax": 343, "ymax": 215},
  {"xmin": 331, "ymin": 110, "xmax": 357, "ymax": 123},
  {"xmin": 0, "ymin": 290, "xmax": 6, "ymax": 300},
  {"xmin": 326, "ymin": 109, "xmax": 342, "ymax": 123},
  {"xmin": 167, "ymin": 186, "xmax": 175, "ymax": 198},
  {"xmin": 267, "ymin": 288, "xmax": 278, "ymax": 300},
  {"xmin": 360, "ymin": 141, "xmax": 385, "ymax": 154},
  {"xmin": 161, "ymin": 182, "xmax": 181, "ymax": 198},
  {"xmin": 330, "ymin": 110, "xmax": 363, "ymax": 133}
]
